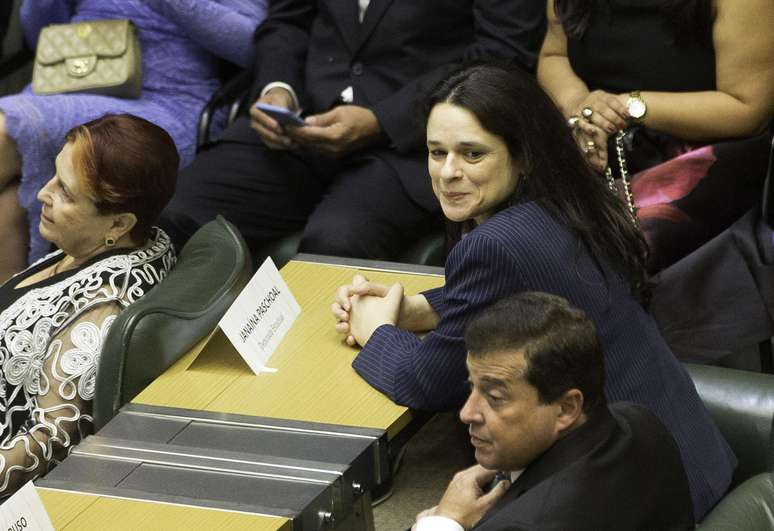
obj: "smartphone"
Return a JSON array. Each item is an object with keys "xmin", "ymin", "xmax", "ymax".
[{"xmin": 255, "ymin": 102, "xmax": 305, "ymax": 127}]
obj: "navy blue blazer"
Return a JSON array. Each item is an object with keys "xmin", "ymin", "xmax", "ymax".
[{"xmin": 354, "ymin": 201, "xmax": 735, "ymax": 520}]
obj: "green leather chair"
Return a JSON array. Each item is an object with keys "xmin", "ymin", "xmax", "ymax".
[
  {"xmin": 93, "ymin": 216, "xmax": 252, "ymax": 429},
  {"xmin": 254, "ymin": 230, "xmax": 303, "ymax": 269},
  {"xmin": 685, "ymin": 363, "xmax": 774, "ymax": 487},
  {"xmin": 398, "ymin": 230, "xmax": 445, "ymax": 267},
  {"xmin": 700, "ymin": 473, "xmax": 774, "ymax": 530},
  {"xmin": 685, "ymin": 364, "xmax": 774, "ymax": 528}
]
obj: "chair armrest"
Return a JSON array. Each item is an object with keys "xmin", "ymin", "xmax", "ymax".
[{"xmin": 197, "ymin": 69, "xmax": 253, "ymax": 150}]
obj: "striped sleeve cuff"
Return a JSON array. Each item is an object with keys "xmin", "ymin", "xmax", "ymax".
[{"xmin": 421, "ymin": 287, "xmax": 444, "ymax": 315}]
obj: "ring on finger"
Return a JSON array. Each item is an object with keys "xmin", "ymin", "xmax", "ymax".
[
  {"xmin": 581, "ymin": 107, "xmax": 594, "ymax": 119},
  {"xmin": 567, "ymin": 116, "xmax": 580, "ymax": 129},
  {"xmin": 586, "ymin": 140, "xmax": 596, "ymax": 151}
]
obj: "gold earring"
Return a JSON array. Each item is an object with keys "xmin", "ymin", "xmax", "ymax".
[{"xmin": 105, "ymin": 236, "xmax": 116, "ymax": 247}]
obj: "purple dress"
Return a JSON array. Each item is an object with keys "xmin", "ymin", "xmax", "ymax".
[{"xmin": 0, "ymin": 0, "xmax": 266, "ymax": 261}]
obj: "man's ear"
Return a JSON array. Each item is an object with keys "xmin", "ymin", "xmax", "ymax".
[
  {"xmin": 110, "ymin": 212, "xmax": 138, "ymax": 242},
  {"xmin": 554, "ymin": 388, "xmax": 584, "ymax": 434}
]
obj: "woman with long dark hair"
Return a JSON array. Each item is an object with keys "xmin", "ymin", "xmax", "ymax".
[
  {"xmin": 332, "ymin": 63, "xmax": 734, "ymax": 521},
  {"xmin": 539, "ymin": 0, "xmax": 773, "ymax": 272}
]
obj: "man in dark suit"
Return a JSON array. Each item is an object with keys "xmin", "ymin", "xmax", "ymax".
[
  {"xmin": 159, "ymin": 0, "xmax": 545, "ymax": 259},
  {"xmin": 413, "ymin": 293, "xmax": 695, "ymax": 531}
]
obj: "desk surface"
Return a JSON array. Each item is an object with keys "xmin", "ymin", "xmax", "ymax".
[
  {"xmin": 38, "ymin": 488, "xmax": 290, "ymax": 530},
  {"xmin": 134, "ymin": 258, "xmax": 444, "ymax": 438}
]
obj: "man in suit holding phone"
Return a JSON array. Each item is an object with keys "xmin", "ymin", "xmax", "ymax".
[
  {"xmin": 159, "ymin": 0, "xmax": 545, "ymax": 259},
  {"xmin": 413, "ymin": 293, "xmax": 695, "ymax": 530}
]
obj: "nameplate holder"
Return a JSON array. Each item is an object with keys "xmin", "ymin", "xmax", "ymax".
[
  {"xmin": 190, "ymin": 257, "xmax": 300, "ymax": 375},
  {"xmin": 0, "ymin": 482, "xmax": 55, "ymax": 531}
]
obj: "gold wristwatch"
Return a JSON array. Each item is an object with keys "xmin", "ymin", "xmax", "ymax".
[{"xmin": 626, "ymin": 91, "xmax": 647, "ymax": 122}]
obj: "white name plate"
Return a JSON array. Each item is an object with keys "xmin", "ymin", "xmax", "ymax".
[
  {"xmin": 218, "ymin": 257, "xmax": 300, "ymax": 375},
  {"xmin": 0, "ymin": 482, "xmax": 55, "ymax": 531}
]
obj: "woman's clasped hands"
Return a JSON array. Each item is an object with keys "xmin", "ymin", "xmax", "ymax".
[{"xmin": 332, "ymin": 274, "xmax": 404, "ymax": 347}]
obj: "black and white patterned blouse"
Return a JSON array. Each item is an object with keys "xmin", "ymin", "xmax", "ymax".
[{"xmin": 0, "ymin": 228, "xmax": 174, "ymax": 495}]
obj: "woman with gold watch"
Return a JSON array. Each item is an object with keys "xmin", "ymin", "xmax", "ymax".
[{"xmin": 538, "ymin": 0, "xmax": 773, "ymax": 273}]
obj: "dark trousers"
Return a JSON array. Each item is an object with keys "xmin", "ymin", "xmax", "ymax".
[
  {"xmin": 651, "ymin": 207, "xmax": 774, "ymax": 363},
  {"xmin": 159, "ymin": 118, "xmax": 440, "ymax": 259}
]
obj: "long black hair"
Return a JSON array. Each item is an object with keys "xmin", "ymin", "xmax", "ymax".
[
  {"xmin": 426, "ymin": 62, "xmax": 650, "ymax": 303},
  {"xmin": 554, "ymin": 0, "xmax": 714, "ymax": 47}
]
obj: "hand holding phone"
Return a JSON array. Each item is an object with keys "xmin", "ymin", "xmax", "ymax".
[{"xmin": 255, "ymin": 102, "xmax": 305, "ymax": 127}]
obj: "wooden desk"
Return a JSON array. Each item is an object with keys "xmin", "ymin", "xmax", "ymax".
[
  {"xmin": 38, "ymin": 488, "xmax": 290, "ymax": 530},
  {"xmin": 134, "ymin": 257, "xmax": 444, "ymax": 439}
]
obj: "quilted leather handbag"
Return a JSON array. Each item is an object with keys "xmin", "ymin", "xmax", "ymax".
[{"xmin": 32, "ymin": 19, "xmax": 142, "ymax": 98}]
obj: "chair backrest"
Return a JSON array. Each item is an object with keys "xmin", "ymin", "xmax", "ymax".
[
  {"xmin": 398, "ymin": 230, "xmax": 446, "ymax": 267},
  {"xmin": 197, "ymin": 68, "xmax": 252, "ymax": 150},
  {"xmin": 685, "ymin": 363, "xmax": 774, "ymax": 486},
  {"xmin": 700, "ymin": 472, "xmax": 774, "ymax": 530},
  {"xmin": 253, "ymin": 229, "xmax": 303, "ymax": 269},
  {"xmin": 93, "ymin": 216, "xmax": 252, "ymax": 429}
]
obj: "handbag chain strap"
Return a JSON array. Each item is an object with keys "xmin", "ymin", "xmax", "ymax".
[{"xmin": 604, "ymin": 130, "xmax": 638, "ymax": 226}]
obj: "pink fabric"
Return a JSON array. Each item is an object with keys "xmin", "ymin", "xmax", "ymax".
[{"xmin": 632, "ymin": 145, "xmax": 716, "ymax": 209}]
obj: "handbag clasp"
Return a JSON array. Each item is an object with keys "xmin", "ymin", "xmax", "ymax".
[{"xmin": 66, "ymin": 56, "xmax": 97, "ymax": 77}]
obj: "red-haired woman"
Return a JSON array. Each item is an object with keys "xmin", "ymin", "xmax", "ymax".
[
  {"xmin": 0, "ymin": 0, "xmax": 267, "ymax": 280},
  {"xmin": 0, "ymin": 114, "xmax": 177, "ymax": 497}
]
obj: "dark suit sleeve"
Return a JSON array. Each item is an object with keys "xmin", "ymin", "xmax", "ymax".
[
  {"xmin": 372, "ymin": 0, "xmax": 547, "ymax": 154},
  {"xmin": 352, "ymin": 233, "xmax": 525, "ymax": 411},
  {"xmin": 249, "ymin": 0, "xmax": 317, "ymax": 103}
]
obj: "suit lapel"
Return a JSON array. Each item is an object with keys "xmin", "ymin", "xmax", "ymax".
[
  {"xmin": 355, "ymin": 0, "xmax": 395, "ymax": 55},
  {"xmin": 326, "ymin": 0, "xmax": 359, "ymax": 55}
]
